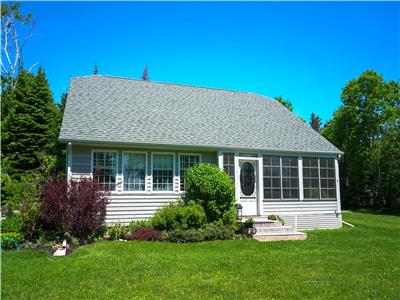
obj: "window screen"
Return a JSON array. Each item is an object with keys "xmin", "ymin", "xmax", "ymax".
[
  {"xmin": 123, "ymin": 153, "xmax": 146, "ymax": 191},
  {"xmin": 320, "ymin": 158, "xmax": 336, "ymax": 199},
  {"xmin": 281, "ymin": 156, "xmax": 299, "ymax": 199},
  {"xmin": 263, "ymin": 156, "xmax": 281, "ymax": 199},
  {"xmin": 303, "ymin": 158, "xmax": 320, "ymax": 199}
]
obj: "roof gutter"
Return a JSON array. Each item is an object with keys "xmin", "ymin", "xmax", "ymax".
[{"xmin": 59, "ymin": 138, "xmax": 344, "ymax": 156}]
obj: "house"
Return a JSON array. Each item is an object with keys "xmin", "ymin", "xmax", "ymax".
[{"xmin": 59, "ymin": 75, "xmax": 343, "ymax": 230}]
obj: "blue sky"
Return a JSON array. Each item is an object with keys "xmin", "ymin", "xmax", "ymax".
[{"xmin": 19, "ymin": 1, "xmax": 399, "ymax": 122}]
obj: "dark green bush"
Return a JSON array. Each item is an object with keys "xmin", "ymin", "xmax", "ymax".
[
  {"xmin": 1, "ymin": 214, "xmax": 24, "ymax": 234},
  {"xmin": 151, "ymin": 201, "xmax": 206, "ymax": 231},
  {"xmin": 165, "ymin": 229, "xmax": 205, "ymax": 243},
  {"xmin": 201, "ymin": 222, "xmax": 235, "ymax": 241},
  {"xmin": 185, "ymin": 163, "xmax": 235, "ymax": 222}
]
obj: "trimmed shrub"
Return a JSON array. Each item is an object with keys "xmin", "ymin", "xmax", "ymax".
[
  {"xmin": 126, "ymin": 227, "xmax": 163, "ymax": 241},
  {"xmin": 185, "ymin": 164, "xmax": 235, "ymax": 222},
  {"xmin": 202, "ymin": 222, "xmax": 235, "ymax": 241},
  {"xmin": 1, "ymin": 214, "xmax": 24, "ymax": 234},
  {"xmin": 41, "ymin": 176, "xmax": 110, "ymax": 241},
  {"xmin": 151, "ymin": 201, "xmax": 206, "ymax": 231},
  {"xmin": 0, "ymin": 232, "xmax": 24, "ymax": 250},
  {"xmin": 165, "ymin": 229, "xmax": 205, "ymax": 243}
]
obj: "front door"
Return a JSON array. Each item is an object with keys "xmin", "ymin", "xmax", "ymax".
[{"xmin": 238, "ymin": 160, "xmax": 258, "ymax": 216}]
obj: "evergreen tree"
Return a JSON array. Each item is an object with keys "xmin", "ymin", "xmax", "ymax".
[
  {"xmin": 310, "ymin": 113, "xmax": 322, "ymax": 133},
  {"xmin": 93, "ymin": 65, "xmax": 99, "ymax": 75},
  {"xmin": 274, "ymin": 96, "xmax": 293, "ymax": 111},
  {"xmin": 2, "ymin": 69, "xmax": 60, "ymax": 176},
  {"xmin": 141, "ymin": 65, "xmax": 149, "ymax": 81}
]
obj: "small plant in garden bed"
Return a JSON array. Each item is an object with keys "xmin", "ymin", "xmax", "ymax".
[
  {"xmin": 243, "ymin": 217, "xmax": 255, "ymax": 228},
  {"xmin": 267, "ymin": 214, "xmax": 285, "ymax": 225}
]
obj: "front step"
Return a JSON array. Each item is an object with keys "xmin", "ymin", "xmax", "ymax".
[
  {"xmin": 253, "ymin": 231, "xmax": 307, "ymax": 242},
  {"xmin": 243, "ymin": 216, "xmax": 307, "ymax": 242}
]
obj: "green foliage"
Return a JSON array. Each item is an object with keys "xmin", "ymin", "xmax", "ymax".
[
  {"xmin": 185, "ymin": 164, "xmax": 235, "ymax": 222},
  {"xmin": 0, "ymin": 232, "xmax": 24, "ymax": 250},
  {"xmin": 107, "ymin": 223, "xmax": 127, "ymax": 240},
  {"xmin": 151, "ymin": 201, "xmax": 206, "ymax": 231},
  {"xmin": 164, "ymin": 222, "xmax": 235, "ymax": 243},
  {"xmin": 126, "ymin": 220, "xmax": 152, "ymax": 233},
  {"xmin": 322, "ymin": 70, "xmax": 400, "ymax": 209},
  {"xmin": 1, "ymin": 69, "xmax": 61, "ymax": 177},
  {"xmin": 1, "ymin": 173, "xmax": 42, "ymax": 240},
  {"xmin": 1, "ymin": 214, "xmax": 24, "ymax": 234},
  {"xmin": 275, "ymin": 95, "xmax": 293, "ymax": 111}
]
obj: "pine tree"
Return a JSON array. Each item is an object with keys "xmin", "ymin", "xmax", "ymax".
[
  {"xmin": 274, "ymin": 96, "xmax": 293, "ymax": 111},
  {"xmin": 2, "ymin": 69, "xmax": 60, "ymax": 176},
  {"xmin": 93, "ymin": 65, "xmax": 99, "ymax": 75},
  {"xmin": 310, "ymin": 113, "xmax": 322, "ymax": 133},
  {"xmin": 141, "ymin": 65, "xmax": 149, "ymax": 81}
]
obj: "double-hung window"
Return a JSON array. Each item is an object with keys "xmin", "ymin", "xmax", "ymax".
[
  {"xmin": 152, "ymin": 154, "xmax": 174, "ymax": 191},
  {"xmin": 92, "ymin": 151, "xmax": 117, "ymax": 191},
  {"xmin": 122, "ymin": 152, "xmax": 146, "ymax": 191},
  {"xmin": 179, "ymin": 154, "xmax": 200, "ymax": 191}
]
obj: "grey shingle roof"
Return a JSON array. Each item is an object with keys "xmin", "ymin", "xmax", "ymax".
[{"xmin": 59, "ymin": 75, "xmax": 342, "ymax": 154}]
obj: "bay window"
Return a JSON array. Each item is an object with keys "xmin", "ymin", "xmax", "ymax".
[
  {"xmin": 92, "ymin": 150, "xmax": 117, "ymax": 191},
  {"xmin": 123, "ymin": 152, "xmax": 146, "ymax": 191},
  {"xmin": 152, "ymin": 154, "xmax": 174, "ymax": 191},
  {"xmin": 179, "ymin": 154, "xmax": 200, "ymax": 191}
]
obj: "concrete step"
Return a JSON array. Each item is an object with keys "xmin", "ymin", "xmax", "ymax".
[
  {"xmin": 253, "ymin": 231, "xmax": 307, "ymax": 242},
  {"xmin": 254, "ymin": 226, "xmax": 294, "ymax": 234}
]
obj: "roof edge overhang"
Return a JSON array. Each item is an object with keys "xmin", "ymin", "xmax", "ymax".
[{"xmin": 59, "ymin": 138, "xmax": 344, "ymax": 157}]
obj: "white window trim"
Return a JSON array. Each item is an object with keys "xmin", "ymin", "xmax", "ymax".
[
  {"xmin": 121, "ymin": 151, "xmax": 148, "ymax": 193},
  {"xmin": 90, "ymin": 149, "xmax": 119, "ymax": 192},
  {"xmin": 178, "ymin": 153, "xmax": 202, "ymax": 192},
  {"xmin": 151, "ymin": 152, "xmax": 176, "ymax": 193}
]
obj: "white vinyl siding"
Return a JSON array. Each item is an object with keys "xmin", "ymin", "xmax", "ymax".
[
  {"xmin": 152, "ymin": 154, "xmax": 174, "ymax": 191},
  {"xmin": 92, "ymin": 150, "xmax": 117, "ymax": 191},
  {"xmin": 122, "ymin": 152, "xmax": 146, "ymax": 191},
  {"xmin": 179, "ymin": 154, "xmax": 200, "ymax": 191}
]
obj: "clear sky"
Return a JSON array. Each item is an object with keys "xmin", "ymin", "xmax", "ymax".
[{"xmin": 19, "ymin": 1, "xmax": 399, "ymax": 122}]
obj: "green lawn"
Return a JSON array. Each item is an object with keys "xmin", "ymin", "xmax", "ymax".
[{"xmin": 2, "ymin": 212, "xmax": 399, "ymax": 299}]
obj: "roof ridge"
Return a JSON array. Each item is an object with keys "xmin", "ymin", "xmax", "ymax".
[{"xmin": 71, "ymin": 74, "xmax": 257, "ymax": 95}]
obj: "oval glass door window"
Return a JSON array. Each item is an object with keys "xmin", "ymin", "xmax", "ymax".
[{"xmin": 240, "ymin": 162, "xmax": 255, "ymax": 196}]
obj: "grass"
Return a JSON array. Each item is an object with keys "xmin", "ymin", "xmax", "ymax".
[{"xmin": 2, "ymin": 212, "xmax": 399, "ymax": 299}]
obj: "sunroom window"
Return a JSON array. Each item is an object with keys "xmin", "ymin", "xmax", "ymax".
[
  {"xmin": 152, "ymin": 154, "xmax": 174, "ymax": 191},
  {"xmin": 92, "ymin": 151, "xmax": 117, "ymax": 191},
  {"xmin": 303, "ymin": 158, "xmax": 321, "ymax": 199},
  {"xmin": 179, "ymin": 154, "xmax": 200, "ymax": 191},
  {"xmin": 320, "ymin": 158, "xmax": 336, "ymax": 199},
  {"xmin": 281, "ymin": 156, "xmax": 299, "ymax": 199},
  {"xmin": 123, "ymin": 152, "xmax": 146, "ymax": 191},
  {"xmin": 263, "ymin": 156, "xmax": 281, "ymax": 199}
]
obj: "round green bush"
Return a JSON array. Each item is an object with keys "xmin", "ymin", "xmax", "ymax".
[
  {"xmin": 185, "ymin": 164, "xmax": 235, "ymax": 222},
  {"xmin": 1, "ymin": 214, "xmax": 24, "ymax": 234}
]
